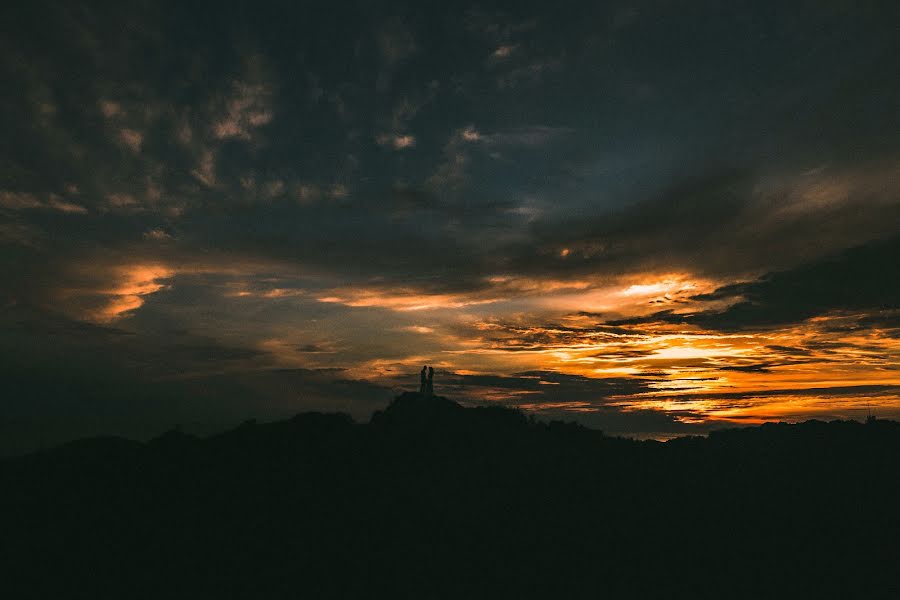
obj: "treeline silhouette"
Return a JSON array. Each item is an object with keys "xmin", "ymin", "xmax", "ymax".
[{"xmin": 1, "ymin": 392, "xmax": 898, "ymax": 599}]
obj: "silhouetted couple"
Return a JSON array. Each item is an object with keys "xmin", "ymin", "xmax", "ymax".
[{"xmin": 419, "ymin": 366, "xmax": 434, "ymax": 396}]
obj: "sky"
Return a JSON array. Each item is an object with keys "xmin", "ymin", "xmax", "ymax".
[{"xmin": 1, "ymin": 0, "xmax": 898, "ymax": 453}]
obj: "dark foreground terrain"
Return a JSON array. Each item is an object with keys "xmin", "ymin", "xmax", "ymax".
[{"xmin": 1, "ymin": 392, "xmax": 898, "ymax": 599}]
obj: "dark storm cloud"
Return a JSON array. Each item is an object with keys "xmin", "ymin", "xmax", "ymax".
[
  {"xmin": 440, "ymin": 370, "xmax": 654, "ymax": 403},
  {"xmin": 610, "ymin": 236, "xmax": 900, "ymax": 331},
  {"xmin": 296, "ymin": 344, "xmax": 333, "ymax": 353},
  {"xmin": 765, "ymin": 345, "xmax": 816, "ymax": 357},
  {"xmin": 718, "ymin": 364, "xmax": 774, "ymax": 374},
  {"xmin": 3, "ymin": 1, "xmax": 897, "ymax": 297},
  {"xmin": 1, "ymin": 1, "xmax": 898, "ymax": 450},
  {"xmin": 668, "ymin": 384, "xmax": 900, "ymax": 403},
  {"xmin": 507, "ymin": 162, "xmax": 899, "ymax": 283}
]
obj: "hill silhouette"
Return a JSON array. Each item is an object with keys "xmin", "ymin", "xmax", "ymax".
[{"xmin": 1, "ymin": 392, "xmax": 898, "ymax": 599}]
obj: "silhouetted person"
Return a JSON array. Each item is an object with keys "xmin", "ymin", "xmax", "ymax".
[
  {"xmin": 426, "ymin": 366, "xmax": 434, "ymax": 396},
  {"xmin": 419, "ymin": 366, "xmax": 428, "ymax": 394}
]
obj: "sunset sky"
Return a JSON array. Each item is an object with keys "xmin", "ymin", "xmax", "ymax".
[{"xmin": 1, "ymin": 1, "xmax": 898, "ymax": 453}]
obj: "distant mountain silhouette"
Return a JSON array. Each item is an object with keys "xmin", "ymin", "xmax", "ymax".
[{"xmin": 1, "ymin": 393, "xmax": 898, "ymax": 599}]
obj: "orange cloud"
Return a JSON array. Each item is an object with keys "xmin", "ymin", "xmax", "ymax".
[
  {"xmin": 316, "ymin": 275, "xmax": 602, "ymax": 312},
  {"xmin": 317, "ymin": 288, "xmax": 500, "ymax": 311},
  {"xmin": 452, "ymin": 309, "xmax": 900, "ymax": 424},
  {"xmin": 92, "ymin": 265, "xmax": 173, "ymax": 322},
  {"xmin": 401, "ymin": 325, "xmax": 435, "ymax": 334}
]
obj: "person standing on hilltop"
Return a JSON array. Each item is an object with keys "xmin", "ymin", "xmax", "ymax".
[
  {"xmin": 419, "ymin": 366, "xmax": 428, "ymax": 394},
  {"xmin": 426, "ymin": 366, "xmax": 434, "ymax": 396}
]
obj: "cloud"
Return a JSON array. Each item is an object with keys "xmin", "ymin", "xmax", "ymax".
[
  {"xmin": 0, "ymin": 305, "xmax": 394, "ymax": 454},
  {"xmin": 295, "ymin": 344, "xmax": 334, "ymax": 353},
  {"xmin": 99, "ymin": 100, "xmax": 124, "ymax": 118},
  {"xmin": 106, "ymin": 193, "xmax": 141, "ymax": 211},
  {"xmin": 92, "ymin": 264, "xmax": 174, "ymax": 322},
  {"xmin": 461, "ymin": 125, "xmax": 574, "ymax": 147},
  {"xmin": 212, "ymin": 76, "xmax": 274, "ymax": 141},
  {"xmin": 1, "ymin": 1, "xmax": 898, "ymax": 448},
  {"xmin": 612, "ymin": 236, "xmax": 900, "ymax": 331},
  {"xmin": 461, "ymin": 126, "xmax": 482, "ymax": 142},
  {"xmin": 294, "ymin": 183, "xmax": 322, "ymax": 204},
  {"xmin": 317, "ymin": 286, "xmax": 500, "ymax": 311},
  {"xmin": 377, "ymin": 133, "xmax": 416, "ymax": 150},
  {"xmin": 191, "ymin": 150, "xmax": 216, "ymax": 187},
  {"xmin": 0, "ymin": 222, "xmax": 42, "ymax": 247},
  {"xmin": 328, "ymin": 184, "xmax": 349, "ymax": 199},
  {"xmin": 0, "ymin": 191, "xmax": 87, "ymax": 214},
  {"xmin": 143, "ymin": 228, "xmax": 172, "ymax": 241},
  {"xmin": 491, "ymin": 45, "xmax": 517, "ymax": 59},
  {"xmin": 496, "ymin": 58, "xmax": 562, "ymax": 89},
  {"xmin": 37, "ymin": 263, "xmax": 177, "ymax": 324},
  {"xmin": 432, "ymin": 369, "xmax": 730, "ymax": 435},
  {"xmin": 446, "ymin": 370, "xmax": 653, "ymax": 401},
  {"xmin": 400, "ymin": 325, "xmax": 435, "ymax": 334},
  {"xmin": 376, "ymin": 19, "xmax": 417, "ymax": 65},
  {"xmin": 47, "ymin": 196, "xmax": 88, "ymax": 214},
  {"xmin": 499, "ymin": 162, "xmax": 900, "ymax": 286},
  {"xmin": 119, "ymin": 128, "xmax": 143, "ymax": 152},
  {"xmin": 0, "ymin": 191, "xmax": 44, "ymax": 210}
]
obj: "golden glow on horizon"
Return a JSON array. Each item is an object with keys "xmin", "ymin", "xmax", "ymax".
[
  {"xmin": 354, "ymin": 306, "xmax": 899, "ymax": 425},
  {"xmin": 58, "ymin": 258, "xmax": 899, "ymax": 427}
]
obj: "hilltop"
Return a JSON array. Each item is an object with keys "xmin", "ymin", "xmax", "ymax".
[{"xmin": 1, "ymin": 392, "xmax": 898, "ymax": 599}]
